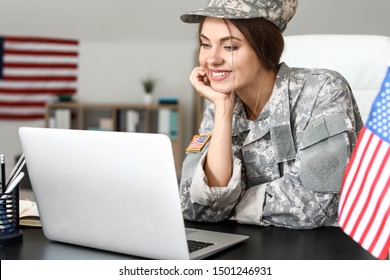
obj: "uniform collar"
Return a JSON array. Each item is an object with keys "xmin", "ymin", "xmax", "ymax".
[{"xmin": 232, "ymin": 95, "xmax": 269, "ymax": 137}]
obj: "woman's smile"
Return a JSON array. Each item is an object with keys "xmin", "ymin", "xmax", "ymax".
[{"xmin": 209, "ymin": 70, "xmax": 232, "ymax": 81}]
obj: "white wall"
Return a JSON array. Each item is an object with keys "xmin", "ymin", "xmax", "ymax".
[
  {"xmin": 286, "ymin": 0, "xmax": 390, "ymax": 37},
  {"xmin": 1, "ymin": 0, "xmax": 389, "ymax": 174},
  {"xmin": 77, "ymin": 41, "xmax": 196, "ymax": 104}
]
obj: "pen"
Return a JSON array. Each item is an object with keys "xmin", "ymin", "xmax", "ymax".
[
  {"xmin": 1, "ymin": 154, "xmax": 5, "ymax": 194},
  {"xmin": 0, "ymin": 172, "xmax": 25, "ymax": 204},
  {"xmin": 6, "ymin": 154, "xmax": 25, "ymax": 187}
]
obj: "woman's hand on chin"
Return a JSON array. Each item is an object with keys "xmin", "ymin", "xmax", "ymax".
[{"xmin": 190, "ymin": 67, "xmax": 232, "ymax": 105}]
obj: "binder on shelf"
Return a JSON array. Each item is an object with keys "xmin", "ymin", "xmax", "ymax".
[
  {"xmin": 126, "ymin": 110, "xmax": 140, "ymax": 132},
  {"xmin": 158, "ymin": 109, "xmax": 179, "ymax": 140},
  {"xmin": 54, "ymin": 109, "xmax": 71, "ymax": 129},
  {"xmin": 158, "ymin": 108, "xmax": 170, "ymax": 136},
  {"xmin": 170, "ymin": 110, "xmax": 178, "ymax": 140}
]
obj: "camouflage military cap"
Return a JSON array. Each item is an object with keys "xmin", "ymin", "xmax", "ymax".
[{"xmin": 180, "ymin": 0, "xmax": 298, "ymax": 32}]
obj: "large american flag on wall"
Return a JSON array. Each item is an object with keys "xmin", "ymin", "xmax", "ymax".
[{"xmin": 0, "ymin": 36, "xmax": 78, "ymax": 119}]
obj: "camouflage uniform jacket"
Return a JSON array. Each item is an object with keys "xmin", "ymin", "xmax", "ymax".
[{"xmin": 180, "ymin": 63, "xmax": 363, "ymax": 229}]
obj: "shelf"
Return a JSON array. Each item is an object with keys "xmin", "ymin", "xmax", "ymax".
[{"xmin": 45, "ymin": 102, "xmax": 183, "ymax": 176}]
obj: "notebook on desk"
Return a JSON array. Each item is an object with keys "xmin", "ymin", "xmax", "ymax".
[{"xmin": 18, "ymin": 127, "xmax": 248, "ymax": 260}]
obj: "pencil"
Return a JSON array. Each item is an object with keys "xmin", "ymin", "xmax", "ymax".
[{"xmin": 1, "ymin": 154, "xmax": 5, "ymax": 194}]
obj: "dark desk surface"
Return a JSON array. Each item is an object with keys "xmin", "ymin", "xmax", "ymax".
[{"xmin": 1, "ymin": 221, "xmax": 375, "ymax": 260}]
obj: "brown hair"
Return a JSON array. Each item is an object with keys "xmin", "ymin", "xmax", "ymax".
[{"xmin": 199, "ymin": 17, "xmax": 284, "ymax": 73}]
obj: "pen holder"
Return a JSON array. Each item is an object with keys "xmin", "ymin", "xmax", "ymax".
[{"xmin": 0, "ymin": 183, "xmax": 23, "ymax": 246}]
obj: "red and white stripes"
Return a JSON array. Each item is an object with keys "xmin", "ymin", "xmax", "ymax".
[
  {"xmin": 0, "ymin": 36, "xmax": 78, "ymax": 119},
  {"xmin": 339, "ymin": 127, "xmax": 390, "ymax": 260}
]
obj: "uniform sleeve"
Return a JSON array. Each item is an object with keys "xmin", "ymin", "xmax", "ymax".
[
  {"xmin": 179, "ymin": 105, "xmax": 245, "ymax": 222},
  {"xmin": 262, "ymin": 73, "xmax": 362, "ymax": 229}
]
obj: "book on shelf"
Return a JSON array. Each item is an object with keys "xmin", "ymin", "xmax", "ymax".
[{"xmin": 19, "ymin": 199, "xmax": 41, "ymax": 227}]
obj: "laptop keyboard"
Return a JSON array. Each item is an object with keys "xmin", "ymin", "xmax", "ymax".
[{"xmin": 187, "ymin": 240, "xmax": 214, "ymax": 253}]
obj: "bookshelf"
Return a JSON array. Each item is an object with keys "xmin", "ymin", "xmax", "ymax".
[{"xmin": 44, "ymin": 102, "xmax": 183, "ymax": 175}]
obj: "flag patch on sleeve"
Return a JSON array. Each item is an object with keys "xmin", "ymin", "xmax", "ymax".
[{"xmin": 186, "ymin": 134, "xmax": 211, "ymax": 152}]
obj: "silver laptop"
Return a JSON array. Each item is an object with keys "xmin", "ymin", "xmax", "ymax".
[{"xmin": 19, "ymin": 127, "xmax": 248, "ymax": 260}]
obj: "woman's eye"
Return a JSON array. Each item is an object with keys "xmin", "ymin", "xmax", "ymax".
[
  {"xmin": 224, "ymin": 46, "xmax": 238, "ymax": 52},
  {"xmin": 200, "ymin": 43, "xmax": 211, "ymax": 49}
]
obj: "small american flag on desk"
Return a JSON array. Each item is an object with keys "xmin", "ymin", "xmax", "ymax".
[
  {"xmin": 0, "ymin": 35, "xmax": 78, "ymax": 119},
  {"xmin": 338, "ymin": 66, "xmax": 390, "ymax": 260}
]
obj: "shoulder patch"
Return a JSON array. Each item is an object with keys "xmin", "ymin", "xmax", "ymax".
[{"xmin": 186, "ymin": 134, "xmax": 211, "ymax": 152}]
